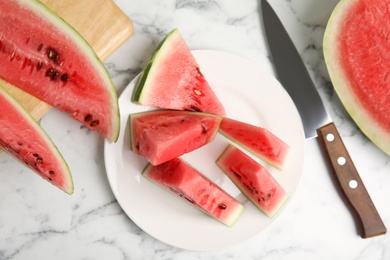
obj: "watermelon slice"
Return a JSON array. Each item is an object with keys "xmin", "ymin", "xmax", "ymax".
[
  {"xmin": 131, "ymin": 29, "xmax": 226, "ymax": 116},
  {"xmin": 129, "ymin": 110, "xmax": 222, "ymax": 165},
  {"xmin": 0, "ymin": 85, "xmax": 73, "ymax": 194},
  {"xmin": 218, "ymin": 117, "xmax": 290, "ymax": 170},
  {"xmin": 216, "ymin": 144, "xmax": 288, "ymax": 217},
  {"xmin": 0, "ymin": 0, "xmax": 119, "ymax": 142},
  {"xmin": 323, "ymin": 0, "xmax": 390, "ymax": 155},
  {"xmin": 143, "ymin": 158, "xmax": 244, "ymax": 227}
]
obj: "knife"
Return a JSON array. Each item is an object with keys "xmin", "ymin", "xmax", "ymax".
[{"xmin": 261, "ymin": 0, "xmax": 386, "ymax": 238}]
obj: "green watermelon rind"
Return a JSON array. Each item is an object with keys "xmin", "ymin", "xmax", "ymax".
[
  {"xmin": 131, "ymin": 29, "xmax": 178, "ymax": 103},
  {"xmin": 0, "ymin": 85, "xmax": 73, "ymax": 194},
  {"xmin": 12, "ymin": 0, "xmax": 120, "ymax": 142},
  {"xmin": 323, "ymin": 0, "xmax": 390, "ymax": 155}
]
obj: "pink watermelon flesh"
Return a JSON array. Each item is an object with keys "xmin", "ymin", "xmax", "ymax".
[
  {"xmin": 323, "ymin": 0, "xmax": 390, "ymax": 155},
  {"xmin": 132, "ymin": 28, "xmax": 226, "ymax": 116},
  {"xmin": 218, "ymin": 117, "xmax": 290, "ymax": 170},
  {"xmin": 216, "ymin": 144, "xmax": 288, "ymax": 217},
  {"xmin": 0, "ymin": 0, "xmax": 119, "ymax": 142},
  {"xmin": 0, "ymin": 85, "xmax": 73, "ymax": 194},
  {"xmin": 143, "ymin": 158, "xmax": 245, "ymax": 227},
  {"xmin": 130, "ymin": 110, "xmax": 222, "ymax": 165}
]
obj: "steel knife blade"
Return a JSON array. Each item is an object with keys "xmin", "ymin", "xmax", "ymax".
[{"xmin": 261, "ymin": 0, "xmax": 386, "ymax": 238}]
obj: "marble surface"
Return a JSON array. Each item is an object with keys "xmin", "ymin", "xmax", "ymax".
[{"xmin": 1, "ymin": 0, "xmax": 390, "ymax": 259}]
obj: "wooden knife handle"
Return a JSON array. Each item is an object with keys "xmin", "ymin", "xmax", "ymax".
[{"xmin": 317, "ymin": 122, "xmax": 386, "ymax": 238}]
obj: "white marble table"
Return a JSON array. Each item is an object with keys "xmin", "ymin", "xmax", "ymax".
[{"xmin": 1, "ymin": 0, "xmax": 390, "ymax": 259}]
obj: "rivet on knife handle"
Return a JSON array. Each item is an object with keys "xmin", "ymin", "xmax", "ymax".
[{"xmin": 317, "ymin": 122, "xmax": 386, "ymax": 238}]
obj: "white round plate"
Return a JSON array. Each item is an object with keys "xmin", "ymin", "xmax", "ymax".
[{"xmin": 104, "ymin": 50, "xmax": 305, "ymax": 251}]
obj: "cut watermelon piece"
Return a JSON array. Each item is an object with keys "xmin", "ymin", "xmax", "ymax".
[
  {"xmin": 0, "ymin": 85, "xmax": 73, "ymax": 194},
  {"xmin": 216, "ymin": 144, "xmax": 288, "ymax": 217},
  {"xmin": 143, "ymin": 158, "xmax": 244, "ymax": 227},
  {"xmin": 218, "ymin": 117, "xmax": 290, "ymax": 170},
  {"xmin": 131, "ymin": 29, "xmax": 226, "ymax": 116},
  {"xmin": 129, "ymin": 110, "xmax": 222, "ymax": 165},
  {"xmin": 0, "ymin": 0, "xmax": 119, "ymax": 142},
  {"xmin": 323, "ymin": 0, "xmax": 390, "ymax": 155}
]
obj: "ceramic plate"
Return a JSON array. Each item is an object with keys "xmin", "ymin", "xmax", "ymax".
[{"xmin": 104, "ymin": 50, "xmax": 305, "ymax": 251}]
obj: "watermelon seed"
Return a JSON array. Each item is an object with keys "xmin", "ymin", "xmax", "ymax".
[
  {"xmin": 90, "ymin": 120, "xmax": 99, "ymax": 127},
  {"xmin": 48, "ymin": 177, "xmax": 52, "ymax": 182},
  {"xmin": 61, "ymin": 74, "xmax": 69, "ymax": 82},
  {"xmin": 46, "ymin": 68, "xmax": 59, "ymax": 80},
  {"xmin": 233, "ymin": 171, "xmax": 241, "ymax": 179},
  {"xmin": 194, "ymin": 89, "xmax": 202, "ymax": 96},
  {"xmin": 47, "ymin": 48, "xmax": 59, "ymax": 62},
  {"xmin": 49, "ymin": 171, "xmax": 55, "ymax": 175},
  {"xmin": 190, "ymin": 105, "xmax": 201, "ymax": 112},
  {"xmin": 37, "ymin": 62, "xmax": 43, "ymax": 70},
  {"xmin": 33, "ymin": 153, "xmax": 39, "ymax": 157},
  {"xmin": 218, "ymin": 203, "xmax": 227, "ymax": 210},
  {"xmin": 37, "ymin": 44, "xmax": 43, "ymax": 52},
  {"xmin": 37, "ymin": 157, "xmax": 43, "ymax": 163},
  {"xmin": 84, "ymin": 114, "xmax": 92, "ymax": 122}
]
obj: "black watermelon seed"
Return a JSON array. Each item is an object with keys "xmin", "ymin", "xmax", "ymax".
[
  {"xmin": 37, "ymin": 43, "xmax": 43, "ymax": 52},
  {"xmin": 218, "ymin": 203, "xmax": 227, "ymax": 210},
  {"xmin": 61, "ymin": 74, "xmax": 69, "ymax": 82},
  {"xmin": 84, "ymin": 114, "xmax": 92, "ymax": 122},
  {"xmin": 33, "ymin": 153, "xmax": 39, "ymax": 157},
  {"xmin": 37, "ymin": 62, "xmax": 43, "ymax": 70},
  {"xmin": 49, "ymin": 171, "xmax": 55, "ymax": 175}
]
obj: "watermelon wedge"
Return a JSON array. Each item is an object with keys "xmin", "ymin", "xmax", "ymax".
[
  {"xmin": 323, "ymin": 0, "xmax": 390, "ymax": 155},
  {"xmin": 216, "ymin": 144, "xmax": 288, "ymax": 217},
  {"xmin": 143, "ymin": 158, "xmax": 245, "ymax": 227},
  {"xmin": 218, "ymin": 117, "xmax": 290, "ymax": 170},
  {"xmin": 0, "ymin": 0, "xmax": 119, "ymax": 142},
  {"xmin": 129, "ymin": 110, "xmax": 222, "ymax": 165},
  {"xmin": 0, "ymin": 85, "xmax": 73, "ymax": 194},
  {"xmin": 131, "ymin": 29, "xmax": 226, "ymax": 116}
]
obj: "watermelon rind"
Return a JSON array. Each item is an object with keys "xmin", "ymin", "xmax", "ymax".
[
  {"xmin": 0, "ymin": 0, "xmax": 120, "ymax": 142},
  {"xmin": 0, "ymin": 85, "xmax": 73, "ymax": 194},
  {"xmin": 323, "ymin": 0, "xmax": 390, "ymax": 155}
]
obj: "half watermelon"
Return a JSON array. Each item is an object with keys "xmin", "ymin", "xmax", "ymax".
[
  {"xmin": 129, "ymin": 110, "xmax": 222, "ymax": 165},
  {"xmin": 0, "ymin": 0, "xmax": 119, "ymax": 142},
  {"xmin": 323, "ymin": 0, "xmax": 390, "ymax": 155},
  {"xmin": 218, "ymin": 117, "xmax": 290, "ymax": 170},
  {"xmin": 143, "ymin": 158, "xmax": 245, "ymax": 227},
  {"xmin": 0, "ymin": 85, "xmax": 73, "ymax": 194},
  {"xmin": 216, "ymin": 144, "xmax": 288, "ymax": 217},
  {"xmin": 131, "ymin": 29, "xmax": 226, "ymax": 116}
]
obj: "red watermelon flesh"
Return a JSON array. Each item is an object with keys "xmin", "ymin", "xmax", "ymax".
[
  {"xmin": 0, "ymin": 85, "xmax": 73, "ymax": 194},
  {"xmin": 0, "ymin": 0, "xmax": 119, "ymax": 142},
  {"xmin": 218, "ymin": 117, "xmax": 290, "ymax": 170},
  {"xmin": 216, "ymin": 144, "xmax": 288, "ymax": 217},
  {"xmin": 130, "ymin": 110, "xmax": 222, "ymax": 165},
  {"xmin": 323, "ymin": 0, "xmax": 390, "ymax": 155},
  {"xmin": 143, "ymin": 158, "xmax": 245, "ymax": 227},
  {"xmin": 131, "ymin": 29, "xmax": 226, "ymax": 116}
]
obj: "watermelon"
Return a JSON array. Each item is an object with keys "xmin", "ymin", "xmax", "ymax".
[
  {"xmin": 131, "ymin": 29, "xmax": 226, "ymax": 116},
  {"xmin": 143, "ymin": 158, "xmax": 245, "ymax": 227},
  {"xmin": 218, "ymin": 117, "xmax": 290, "ymax": 170},
  {"xmin": 323, "ymin": 0, "xmax": 390, "ymax": 155},
  {"xmin": 0, "ymin": 0, "xmax": 119, "ymax": 142},
  {"xmin": 216, "ymin": 144, "xmax": 288, "ymax": 217},
  {"xmin": 0, "ymin": 85, "xmax": 73, "ymax": 194},
  {"xmin": 129, "ymin": 110, "xmax": 222, "ymax": 165}
]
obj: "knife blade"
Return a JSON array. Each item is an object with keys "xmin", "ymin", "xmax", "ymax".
[{"xmin": 261, "ymin": 0, "xmax": 386, "ymax": 238}]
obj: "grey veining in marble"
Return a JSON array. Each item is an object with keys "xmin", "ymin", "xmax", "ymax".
[{"xmin": 1, "ymin": 0, "xmax": 390, "ymax": 259}]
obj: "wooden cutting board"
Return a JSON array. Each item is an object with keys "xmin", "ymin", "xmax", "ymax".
[{"xmin": 0, "ymin": 0, "xmax": 133, "ymax": 120}]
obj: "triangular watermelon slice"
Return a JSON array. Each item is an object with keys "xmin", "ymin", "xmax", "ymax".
[
  {"xmin": 131, "ymin": 29, "xmax": 226, "ymax": 116},
  {"xmin": 0, "ymin": 85, "xmax": 73, "ymax": 194},
  {"xmin": 129, "ymin": 110, "xmax": 222, "ymax": 165},
  {"xmin": 218, "ymin": 117, "xmax": 290, "ymax": 170},
  {"xmin": 143, "ymin": 158, "xmax": 244, "ymax": 227},
  {"xmin": 0, "ymin": 0, "xmax": 119, "ymax": 142}
]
